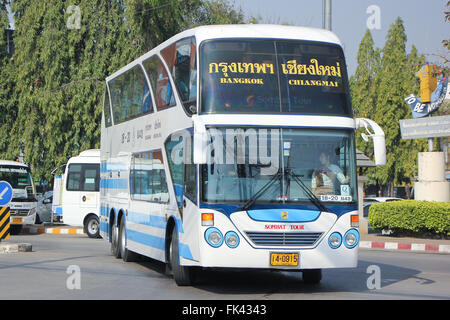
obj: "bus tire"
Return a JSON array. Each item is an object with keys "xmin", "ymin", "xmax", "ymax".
[
  {"xmin": 85, "ymin": 215, "xmax": 100, "ymax": 238},
  {"xmin": 110, "ymin": 221, "xmax": 121, "ymax": 259},
  {"xmin": 119, "ymin": 217, "xmax": 139, "ymax": 262},
  {"xmin": 302, "ymin": 269, "xmax": 322, "ymax": 284},
  {"xmin": 170, "ymin": 227, "xmax": 194, "ymax": 286},
  {"xmin": 10, "ymin": 225, "xmax": 22, "ymax": 235}
]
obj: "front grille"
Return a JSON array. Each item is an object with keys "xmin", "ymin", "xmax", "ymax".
[
  {"xmin": 245, "ymin": 231, "xmax": 323, "ymax": 247},
  {"xmin": 10, "ymin": 209, "xmax": 30, "ymax": 216}
]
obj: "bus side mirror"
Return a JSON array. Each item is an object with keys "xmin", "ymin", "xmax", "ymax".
[
  {"xmin": 355, "ymin": 118, "xmax": 386, "ymax": 166},
  {"xmin": 192, "ymin": 115, "xmax": 207, "ymax": 164}
]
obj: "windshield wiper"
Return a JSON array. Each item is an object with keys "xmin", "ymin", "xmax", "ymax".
[
  {"xmin": 240, "ymin": 169, "xmax": 282, "ymax": 211},
  {"xmin": 286, "ymin": 169, "xmax": 328, "ymax": 212},
  {"xmin": 240, "ymin": 168, "xmax": 328, "ymax": 213}
]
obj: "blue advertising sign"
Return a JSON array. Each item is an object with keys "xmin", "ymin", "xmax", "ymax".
[
  {"xmin": 0, "ymin": 181, "xmax": 13, "ymax": 206},
  {"xmin": 405, "ymin": 75, "xmax": 448, "ymax": 118}
]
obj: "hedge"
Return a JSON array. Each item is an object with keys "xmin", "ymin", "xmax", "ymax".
[{"xmin": 368, "ymin": 200, "xmax": 450, "ymax": 237}]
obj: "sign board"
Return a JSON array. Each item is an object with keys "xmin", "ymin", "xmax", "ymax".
[
  {"xmin": 399, "ymin": 115, "xmax": 450, "ymax": 139},
  {"xmin": 0, "ymin": 181, "xmax": 13, "ymax": 207}
]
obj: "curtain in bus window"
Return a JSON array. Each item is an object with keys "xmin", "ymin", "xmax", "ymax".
[
  {"xmin": 162, "ymin": 37, "xmax": 197, "ymax": 114},
  {"xmin": 108, "ymin": 65, "xmax": 152, "ymax": 124},
  {"xmin": 143, "ymin": 55, "xmax": 176, "ymax": 111}
]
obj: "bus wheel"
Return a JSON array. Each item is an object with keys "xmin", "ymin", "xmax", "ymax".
[
  {"xmin": 119, "ymin": 218, "xmax": 139, "ymax": 262},
  {"xmin": 111, "ymin": 222, "xmax": 121, "ymax": 259},
  {"xmin": 170, "ymin": 227, "xmax": 194, "ymax": 286},
  {"xmin": 10, "ymin": 225, "xmax": 22, "ymax": 235},
  {"xmin": 302, "ymin": 269, "xmax": 322, "ymax": 285},
  {"xmin": 85, "ymin": 215, "xmax": 100, "ymax": 238}
]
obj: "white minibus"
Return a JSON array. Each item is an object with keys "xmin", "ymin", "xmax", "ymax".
[{"xmin": 52, "ymin": 149, "xmax": 101, "ymax": 238}]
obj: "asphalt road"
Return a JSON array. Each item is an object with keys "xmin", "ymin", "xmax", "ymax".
[{"xmin": 1, "ymin": 233, "xmax": 449, "ymax": 301}]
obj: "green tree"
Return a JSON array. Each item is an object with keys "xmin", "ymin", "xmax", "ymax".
[
  {"xmin": 366, "ymin": 17, "xmax": 426, "ymax": 196},
  {"xmin": 350, "ymin": 29, "xmax": 381, "ymax": 176},
  {"xmin": 0, "ymin": 0, "xmax": 17, "ymax": 158}
]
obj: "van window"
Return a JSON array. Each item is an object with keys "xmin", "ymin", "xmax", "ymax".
[{"xmin": 67, "ymin": 164, "xmax": 100, "ymax": 192}]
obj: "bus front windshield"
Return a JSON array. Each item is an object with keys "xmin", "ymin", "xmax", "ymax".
[
  {"xmin": 0, "ymin": 165, "xmax": 35, "ymax": 200},
  {"xmin": 201, "ymin": 128, "xmax": 357, "ymax": 207},
  {"xmin": 201, "ymin": 39, "xmax": 351, "ymax": 116}
]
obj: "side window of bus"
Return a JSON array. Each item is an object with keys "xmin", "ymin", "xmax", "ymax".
[
  {"xmin": 103, "ymin": 85, "xmax": 112, "ymax": 127},
  {"xmin": 130, "ymin": 150, "xmax": 169, "ymax": 203},
  {"xmin": 165, "ymin": 131, "xmax": 196, "ymax": 206},
  {"xmin": 108, "ymin": 65, "xmax": 152, "ymax": 124},
  {"xmin": 142, "ymin": 55, "xmax": 176, "ymax": 111},
  {"xmin": 165, "ymin": 134, "xmax": 185, "ymax": 208},
  {"xmin": 67, "ymin": 164, "xmax": 100, "ymax": 192},
  {"xmin": 162, "ymin": 37, "xmax": 197, "ymax": 114},
  {"xmin": 184, "ymin": 139, "xmax": 196, "ymax": 202}
]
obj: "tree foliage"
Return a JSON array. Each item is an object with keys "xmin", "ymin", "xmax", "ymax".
[
  {"xmin": 0, "ymin": 0, "xmax": 248, "ymax": 183},
  {"xmin": 351, "ymin": 18, "xmax": 427, "ymax": 195}
]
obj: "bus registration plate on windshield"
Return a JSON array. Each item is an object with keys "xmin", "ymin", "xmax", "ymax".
[{"xmin": 270, "ymin": 252, "xmax": 299, "ymax": 266}]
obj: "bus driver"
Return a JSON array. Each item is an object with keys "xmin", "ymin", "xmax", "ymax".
[{"xmin": 311, "ymin": 151, "xmax": 349, "ymax": 196}]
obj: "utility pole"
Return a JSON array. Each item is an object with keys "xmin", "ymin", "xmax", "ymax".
[{"xmin": 323, "ymin": 0, "xmax": 332, "ymax": 30}]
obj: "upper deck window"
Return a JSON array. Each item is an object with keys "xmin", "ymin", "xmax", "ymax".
[
  {"xmin": 162, "ymin": 37, "xmax": 197, "ymax": 114},
  {"xmin": 143, "ymin": 55, "xmax": 176, "ymax": 111},
  {"xmin": 108, "ymin": 65, "xmax": 152, "ymax": 125},
  {"xmin": 200, "ymin": 39, "xmax": 351, "ymax": 116}
]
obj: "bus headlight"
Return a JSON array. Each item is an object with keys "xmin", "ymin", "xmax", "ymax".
[
  {"xmin": 344, "ymin": 229, "xmax": 359, "ymax": 249},
  {"xmin": 328, "ymin": 232, "xmax": 342, "ymax": 249},
  {"xmin": 205, "ymin": 227, "xmax": 223, "ymax": 248},
  {"xmin": 225, "ymin": 231, "xmax": 240, "ymax": 248}
]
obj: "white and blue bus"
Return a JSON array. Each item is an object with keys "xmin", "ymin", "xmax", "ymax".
[{"xmin": 99, "ymin": 24, "xmax": 385, "ymax": 285}]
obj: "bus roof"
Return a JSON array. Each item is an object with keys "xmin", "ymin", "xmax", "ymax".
[
  {"xmin": 0, "ymin": 160, "xmax": 30, "ymax": 168},
  {"xmin": 106, "ymin": 24, "xmax": 342, "ymax": 81},
  {"xmin": 67, "ymin": 149, "xmax": 100, "ymax": 165}
]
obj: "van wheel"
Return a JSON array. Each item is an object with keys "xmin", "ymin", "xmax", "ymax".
[
  {"xmin": 302, "ymin": 269, "xmax": 322, "ymax": 284},
  {"xmin": 119, "ymin": 218, "xmax": 139, "ymax": 262},
  {"xmin": 170, "ymin": 227, "xmax": 194, "ymax": 286},
  {"xmin": 85, "ymin": 215, "xmax": 100, "ymax": 238}
]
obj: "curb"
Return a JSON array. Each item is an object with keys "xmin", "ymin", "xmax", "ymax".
[
  {"xmin": 360, "ymin": 240, "xmax": 450, "ymax": 254},
  {"xmin": 21, "ymin": 225, "xmax": 84, "ymax": 235},
  {"xmin": 0, "ymin": 242, "xmax": 32, "ymax": 254}
]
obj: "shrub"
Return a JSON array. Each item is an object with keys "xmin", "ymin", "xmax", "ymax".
[{"xmin": 368, "ymin": 200, "xmax": 450, "ymax": 236}]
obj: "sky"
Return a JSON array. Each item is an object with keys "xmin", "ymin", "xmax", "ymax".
[{"xmin": 232, "ymin": 0, "xmax": 449, "ymax": 76}]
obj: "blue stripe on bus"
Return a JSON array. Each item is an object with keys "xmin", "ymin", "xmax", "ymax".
[
  {"xmin": 127, "ymin": 211, "xmax": 167, "ymax": 229},
  {"xmin": 99, "ymin": 206, "xmax": 184, "ymax": 234},
  {"xmin": 100, "ymin": 178, "xmax": 128, "ymax": 189},
  {"xmin": 127, "ymin": 229, "xmax": 193, "ymax": 260},
  {"xmin": 200, "ymin": 202, "xmax": 358, "ymax": 217},
  {"xmin": 247, "ymin": 209, "xmax": 320, "ymax": 222}
]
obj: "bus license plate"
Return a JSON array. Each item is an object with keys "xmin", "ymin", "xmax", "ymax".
[
  {"xmin": 12, "ymin": 218, "xmax": 23, "ymax": 225},
  {"xmin": 270, "ymin": 252, "xmax": 299, "ymax": 266}
]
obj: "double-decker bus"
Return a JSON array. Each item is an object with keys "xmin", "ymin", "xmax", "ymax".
[{"xmin": 99, "ymin": 24, "xmax": 385, "ymax": 285}]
